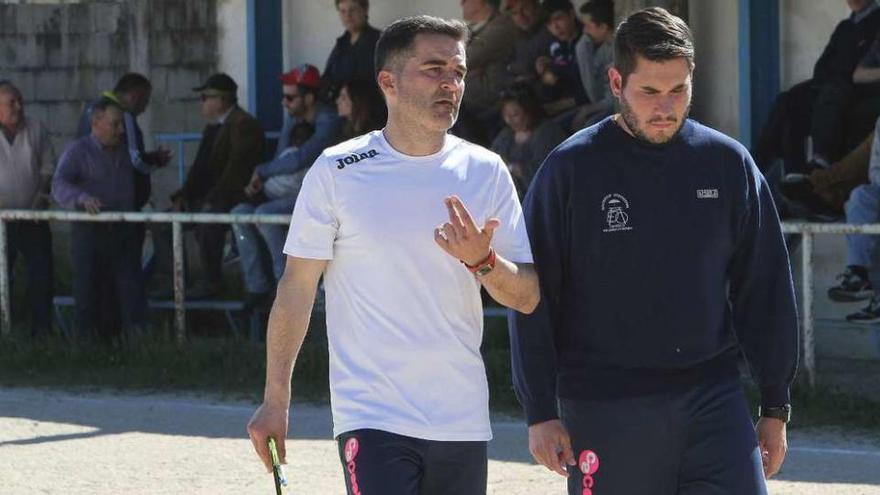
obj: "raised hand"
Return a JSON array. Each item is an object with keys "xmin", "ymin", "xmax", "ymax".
[{"xmin": 433, "ymin": 195, "xmax": 500, "ymax": 266}]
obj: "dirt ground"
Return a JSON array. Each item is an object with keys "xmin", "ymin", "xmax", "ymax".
[{"xmin": 1, "ymin": 388, "xmax": 879, "ymax": 494}]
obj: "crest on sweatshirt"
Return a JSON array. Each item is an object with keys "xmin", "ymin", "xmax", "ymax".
[{"xmin": 601, "ymin": 193, "xmax": 633, "ymax": 233}]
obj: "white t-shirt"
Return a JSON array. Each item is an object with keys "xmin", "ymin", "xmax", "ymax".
[{"xmin": 284, "ymin": 130, "xmax": 533, "ymax": 441}]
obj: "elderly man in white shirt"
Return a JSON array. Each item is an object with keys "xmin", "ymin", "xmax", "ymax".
[{"xmin": 0, "ymin": 80, "xmax": 55, "ymax": 337}]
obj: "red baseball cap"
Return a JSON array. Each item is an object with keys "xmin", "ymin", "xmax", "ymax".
[{"xmin": 280, "ymin": 64, "xmax": 321, "ymax": 89}]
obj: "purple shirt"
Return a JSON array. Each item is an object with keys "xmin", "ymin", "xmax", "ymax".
[{"xmin": 52, "ymin": 135, "xmax": 135, "ymax": 211}]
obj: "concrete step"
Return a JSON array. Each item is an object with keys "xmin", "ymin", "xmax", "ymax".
[{"xmin": 815, "ymin": 318, "xmax": 880, "ymax": 361}]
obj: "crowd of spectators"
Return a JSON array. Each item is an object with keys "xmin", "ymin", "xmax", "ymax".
[
  {"xmin": 755, "ymin": 0, "xmax": 880, "ymax": 323},
  {"xmin": 13, "ymin": 0, "xmax": 880, "ymax": 339}
]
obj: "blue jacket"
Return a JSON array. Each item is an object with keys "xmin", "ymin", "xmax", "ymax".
[{"xmin": 256, "ymin": 104, "xmax": 343, "ymax": 179}]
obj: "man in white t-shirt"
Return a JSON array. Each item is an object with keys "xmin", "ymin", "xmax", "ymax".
[
  {"xmin": 247, "ymin": 15, "xmax": 539, "ymax": 495},
  {"xmin": 0, "ymin": 80, "xmax": 55, "ymax": 338}
]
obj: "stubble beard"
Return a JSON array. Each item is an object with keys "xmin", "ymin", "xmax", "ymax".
[{"xmin": 619, "ymin": 93, "xmax": 690, "ymax": 145}]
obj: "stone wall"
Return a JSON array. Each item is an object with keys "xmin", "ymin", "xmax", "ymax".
[{"xmin": 0, "ymin": 0, "xmax": 220, "ymax": 206}]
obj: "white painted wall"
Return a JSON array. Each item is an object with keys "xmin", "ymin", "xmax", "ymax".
[
  {"xmin": 282, "ymin": 1, "xmax": 461, "ymax": 74},
  {"xmin": 217, "ymin": 0, "xmax": 250, "ymax": 111},
  {"xmin": 689, "ymin": 0, "xmax": 739, "ymax": 138},
  {"xmin": 780, "ymin": 0, "xmax": 848, "ymax": 89}
]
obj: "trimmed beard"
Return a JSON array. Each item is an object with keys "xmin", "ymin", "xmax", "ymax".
[{"xmin": 619, "ymin": 92, "xmax": 690, "ymax": 145}]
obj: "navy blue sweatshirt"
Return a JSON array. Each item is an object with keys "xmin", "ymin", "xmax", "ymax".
[{"xmin": 510, "ymin": 117, "xmax": 799, "ymax": 425}]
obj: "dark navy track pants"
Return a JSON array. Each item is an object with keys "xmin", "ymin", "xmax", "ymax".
[
  {"xmin": 336, "ymin": 429, "xmax": 487, "ymax": 495},
  {"xmin": 561, "ymin": 377, "xmax": 767, "ymax": 495}
]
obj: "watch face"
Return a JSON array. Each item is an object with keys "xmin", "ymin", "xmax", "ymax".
[{"xmin": 475, "ymin": 265, "xmax": 494, "ymax": 276}]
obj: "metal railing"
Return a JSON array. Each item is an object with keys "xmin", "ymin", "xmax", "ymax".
[
  {"xmin": 0, "ymin": 209, "xmax": 289, "ymax": 346},
  {"xmin": 780, "ymin": 222, "xmax": 880, "ymax": 388},
  {"xmin": 0, "ymin": 213, "xmax": 856, "ymax": 386}
]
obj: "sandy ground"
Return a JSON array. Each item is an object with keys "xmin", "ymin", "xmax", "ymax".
[{"xmin": 1, "ymin": 388, "xmax": 879, "ymax": 494}]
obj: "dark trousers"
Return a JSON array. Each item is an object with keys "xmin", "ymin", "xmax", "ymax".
[
  {"xmin": 196, "ymin": 221, "xmax": 227, "ymax": 288},
  {"xmin": 149, "ymin": 205, "xmax": 229, "ymax": 290},
  {"xmin": 753, "ymin": 80, "xmax": 816, "ymax": 174},
  {"xmin": 561, "ymin": 377, "xmax": 766, "ymax": 495},
  {"xmin": 6, "ymin": 221, "xmax": 53, "ymax": 336},
  {"xmin": 336, "ymin": 429, "xmax": 488, "ymax": 495},
  {"xmin": 70, "ymin": 222, "xmax": 147, "ymax": 340},
  {"xmin": 755, "ymin": 79, "xmax": 880, "ymax": 175}
]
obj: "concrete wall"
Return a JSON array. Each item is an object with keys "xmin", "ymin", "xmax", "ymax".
[
  {"xmin": 780, "ymin": 0, "xmax": 847, "ymax": 89},
  {"xmin": 688, "ymin": 0, "xmax": 739, "ymax": 138},
  {"xmin": 0, "ymin": 0, "xmax": 220, "ymax": 208},
  {"xmin": 0, "ymin": 1, "xmax": 130, "ymax": 153},
  {"xmin": 216, "ymin": 0, "xmax": 248, "ymax": 112}
]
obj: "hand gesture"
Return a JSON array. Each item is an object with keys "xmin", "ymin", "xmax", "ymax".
[
  {"xmin": 154, "ymin": 146, "xmax": 172, "ymax": 167},
  {"xmin": 433, "ymin": 195, "xmax": 499, "ymax": 266}
]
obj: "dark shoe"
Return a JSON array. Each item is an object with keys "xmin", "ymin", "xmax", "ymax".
[
  {"xmin": 780, "ymin": 175, "xmax": 840, "ymax": 219},
  {"xmin": 780, "ymin": 174, "xmax": 814, "ymax": 201},
  {"xmin": 846, "ymin": 294, "xmax": 880, "ymax": 324},
  {"xmin": 828, "ymin": 266, "xmax": 873, "ymax": 302}
]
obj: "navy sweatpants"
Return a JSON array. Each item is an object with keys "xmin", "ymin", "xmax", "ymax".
[
  {"xmin": 561, "ymin": 377, "xmax": 767, "ymax": 495},
  {"xmin": 336, "ymin": 429, "xmax": 487, "ymax": 495}
]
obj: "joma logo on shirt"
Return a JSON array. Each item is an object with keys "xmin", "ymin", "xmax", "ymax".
[{"xmin": 335, "ymin": 149, "xmax": 379, "ymax": 169}]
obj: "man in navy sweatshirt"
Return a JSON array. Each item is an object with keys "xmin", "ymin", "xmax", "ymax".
[{"xmin": 509, "ymin": 7, "xmax": 799, "ymax": 494}]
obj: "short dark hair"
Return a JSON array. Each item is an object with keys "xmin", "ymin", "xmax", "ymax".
[
  {"xmin": 613, "ymin": 7, "xmax": 694, "ymax": 85},
  {"xmin": 541, "ymin": 0, "xmax": 573, "ymax": 16},
  {"xmin": 0, "ymin": 80, "xmax": 21, "ymax": 99},
  {"xmin": 90, "ymin": 97, "xmax": 123, "ymax": 124},
  {"xmin": 579, "ymin": 0, "xmax": 614, "ymax": 29},
  {"xmin": 374, "ymin": 15, "xmax": 469, "ymax": 76},
  {"xmin": 335, "ymin": 0, "xmax": 368, "ymax": 9},
  {"xmin": 499, "ymin": 83, "xmax": 545, "ymax": 128},
  {"xmin": 341, "ymin": 79, "xmax": 385, "ymax": 137},
  {"xmin": 114, "ymin": 73, "xmax": 152, "ymax": 94}
]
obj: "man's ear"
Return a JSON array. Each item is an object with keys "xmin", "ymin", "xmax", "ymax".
[
  {"xmin": 377, "ymin": 70, "xmax": 396, "ymax": 98},
  {"xmin": 608, "ymin": 66, "xmax": 623, "ymax": 97}
]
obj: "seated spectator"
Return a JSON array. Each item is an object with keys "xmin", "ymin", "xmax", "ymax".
[
  {"xmin": 52, "ymin": 99, "xmax": 147, "ymax": 341},
  {"xmin": 162, "ymin": 74, "xmax": 265, "ymax": 299},
  {"xmin": 231, "ymin": 65, "xmax": 342, "ymax": 307},
  {"xmin": 572, "ymin": 0, "xmax": 615, "ymax": 129},
  {"xmin": 753, "ymin": 0, "xmax": 880, "ymax": 175},
  {"xmin": 534, "ymin": 0, "xmax": 588, "ymax": 115},
  {"xmin": 458, "ymin": 0, "xmax": 524, "ymax": 145},
  {"xmin": 781, "ymin": 124, "xmax": 874, "ymax": 217},
  {"xmin": 323, "ymin": 0, "xmax": 382, "ymax": 96},
  {"xmin": 780, "ymin": 30, "xmax": 880, "ymax": 218},
  {"xmin": 0, "ymin": 80, "xmax": 54, "ymax": 338},
  {"xmin": 827, "ymin": 120, "xmax": 880, "ymax": 322},
  {"xmin": 335, "ymin": 79, "xmax": 386, "ymax": 141},
  {"xmin": 490, "ymin": 84, "xmax": 567, "ymax": 197},
  {"xmin": 504, "ymin": 0, "xmax": 555, "ymax": 86}
]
